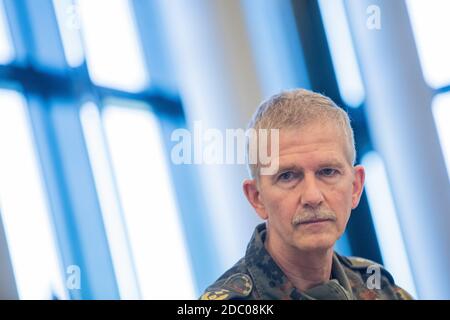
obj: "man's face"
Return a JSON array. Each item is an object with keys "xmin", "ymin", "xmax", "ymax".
[{"xmin": 243, "ymin": 122, "xmax": 365, "ymax": 252}]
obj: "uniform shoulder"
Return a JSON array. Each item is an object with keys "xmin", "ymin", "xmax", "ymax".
[
  {"xmin": 199, "ymin": 272, "xmax": 253, "ymax": 300},
  {"xmin": 338, "ymin": 255, "xmax": 396, "ymax": 284},
  {"xmin": 342, "ymin": 256, "xmax": 382, "ymax": 268},
  {"xmin": 200, "ymin": 257, "xmax": 254, "ymax": 300},
  {"xmin": 339, "ymin": 255, "xmax": 415, "ymax": 300}
]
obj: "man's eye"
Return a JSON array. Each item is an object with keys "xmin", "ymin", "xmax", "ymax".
[
  {"xmin": 319, "ymin": 168, "xmax": 338, "ymax": 177},
  {"xmin": 278, "ymin": 171, "xmax": 297, "ymax": 182}
]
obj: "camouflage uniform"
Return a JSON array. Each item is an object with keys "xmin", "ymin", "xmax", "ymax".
[{"xmin": 200, "ymin": 223, "xmax": 413, "ymax": 300}]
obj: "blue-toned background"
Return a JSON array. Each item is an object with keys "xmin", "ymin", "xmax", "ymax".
[{"xmin": 0, "ymin": 0, "xmax": 449, "ymax": 300}]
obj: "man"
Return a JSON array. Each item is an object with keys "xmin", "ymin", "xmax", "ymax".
[{"xmin": 200, "ymin": 89, "xmax": 413, "ymax": 300}]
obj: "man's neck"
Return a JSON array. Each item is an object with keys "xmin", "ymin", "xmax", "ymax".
[{"xmin": 265, "ymin": 237, "xmax": 334, "ymax": 292}]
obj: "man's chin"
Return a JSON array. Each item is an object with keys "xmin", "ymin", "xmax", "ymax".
[{"xmin": 293, "ymin": 235, "xmax": 336, "ymax": 252}]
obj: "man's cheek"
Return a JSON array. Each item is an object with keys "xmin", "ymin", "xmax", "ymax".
[
  {"xmin": 336, "ymin": 216, "xmax": 349, "ymax": 234},
  {"xmin": 268, "ymin": 197, "xmax": 284, "ymax": 214}
]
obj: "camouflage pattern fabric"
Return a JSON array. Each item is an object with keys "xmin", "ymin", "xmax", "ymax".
[{"xmin": 200, "ymin": 223, "xmax": 414, "ymax": 300}]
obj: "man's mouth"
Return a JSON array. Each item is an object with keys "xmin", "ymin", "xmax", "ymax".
[
  {"xmin": 292, "ymin": 210, "xmax": 337, "ymax": 227},
  {"xmin": 299, "ymin": 218, "xmax": 334, "ymax": 225}
]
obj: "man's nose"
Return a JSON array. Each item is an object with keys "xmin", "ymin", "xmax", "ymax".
[{"xmin": 300, "ymin": 174, "xmax": 324, "ymax": 208}]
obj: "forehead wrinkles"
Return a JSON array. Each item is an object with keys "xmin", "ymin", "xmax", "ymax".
[
  {"xmin": 278, "ymin": 126, "xmax": 347, "ymax": 157},
  {"xmin": 278, "ymin": 141, "xmax": 339, "ymax": 157}
]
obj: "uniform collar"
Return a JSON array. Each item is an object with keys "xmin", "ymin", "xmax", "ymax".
[{"xmin": 245, "ymin": 223, "xmax": 354, "ymax": 300}]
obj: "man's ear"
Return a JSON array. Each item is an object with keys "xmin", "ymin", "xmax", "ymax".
[
  {"xmin": 243, "ymin": 179, "xmax": 268, "ymax": 220},
  {"xmin": 351, "ymin": 165, "xmax": 365, "ymax": 209}
]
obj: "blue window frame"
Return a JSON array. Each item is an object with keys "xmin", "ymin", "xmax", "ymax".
[{"xmin": 0, "ymin": 0, "xmax": 217, "ymax": 299}]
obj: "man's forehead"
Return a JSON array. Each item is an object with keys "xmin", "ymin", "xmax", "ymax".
[
  {"xmin": 279, "ymin": 123, "xmax": 345, "ymax": 145},
  {"xmin": 252, "ymin": 122, "xmax": 352, "ymax": 177},
  {"xmin": 278, "ymin": 153, "xmax": 346, "ymax": 168},
  {"xmin": 275, "ymin": 124, "xmax": 344, "ymax": 151}
]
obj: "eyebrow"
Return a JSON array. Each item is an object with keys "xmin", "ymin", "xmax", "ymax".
[
  {"xmin": 274, "ymin": 160, "xmax": 345, "ymax": 175},
  {"xmin": 317, "ymin": 161, "xmax": 346, "ymax": 170}
]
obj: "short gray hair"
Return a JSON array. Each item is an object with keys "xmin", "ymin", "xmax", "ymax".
[{"xmin": 247, "ymin": 88, "xmax": 356, "ymax": 179}]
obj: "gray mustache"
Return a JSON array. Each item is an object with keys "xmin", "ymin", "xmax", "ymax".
[{"xmin": 292, "ymin": 208, "xmax": 337, "ymax": 226}]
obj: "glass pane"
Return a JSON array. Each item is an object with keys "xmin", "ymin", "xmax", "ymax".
[
  {"xmin": 432, "ymin": 92, "xmax": 450, "ymax": 180},
  {"xmin": 102, "ymin": 102, "xmax": 195, "ymax": 299},
  {"xmin": 76, "ymin": 0, "xmax": 149, "ymax": 91},
  {"xmin": 362, "ymin": 151, "xmax": 417, "ymax": 298},
  {"xmin": 318, "ymin": 0, "xmax": 365, "ymax": 107},
  {"xmin": 52, "ymin": 0, "xmax": 85, "ymax": 67},
  {"xmin": 407, "ymin": 0, "xmax": 450, "ymax": 88},
  {"xmin": 80, "ymin": 102, "xmax": 140, "ymax": 299},
  {"xmin": 0, "ymin": 89, "xmax": 66, "ymax": 299},
  {"xmin": 0, "ymin": 0, "xmax": 14, "ymax": 64}
]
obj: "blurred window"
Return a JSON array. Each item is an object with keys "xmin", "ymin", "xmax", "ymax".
[
  {"xmin": 407, "ymin": 0, "xmax": 450, "ymax": 180},
  {"xmin": 407, "ymin": 0, "xmax": 450, "ymax": 88},
  {"xmin": 102, "ymin": 103, "xmax": 195, "ymax": 299},
  {"xmin": 0, "ymin": 0, "xmax": 13, "ymax": 64},
  {"xmin": 432, "ymin": 93, "xmax": 450, "ymax": 180},
  {"xmin": 362, "ymin": 151, "xmax": 417, "ymax": 297},
  {"xmin": 0, "ymin": 89, "xmax": 66, "ymax": 299},
  {"xmin": 318, "ymin": 0, "xmax": 365, "ymax": 107}
]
